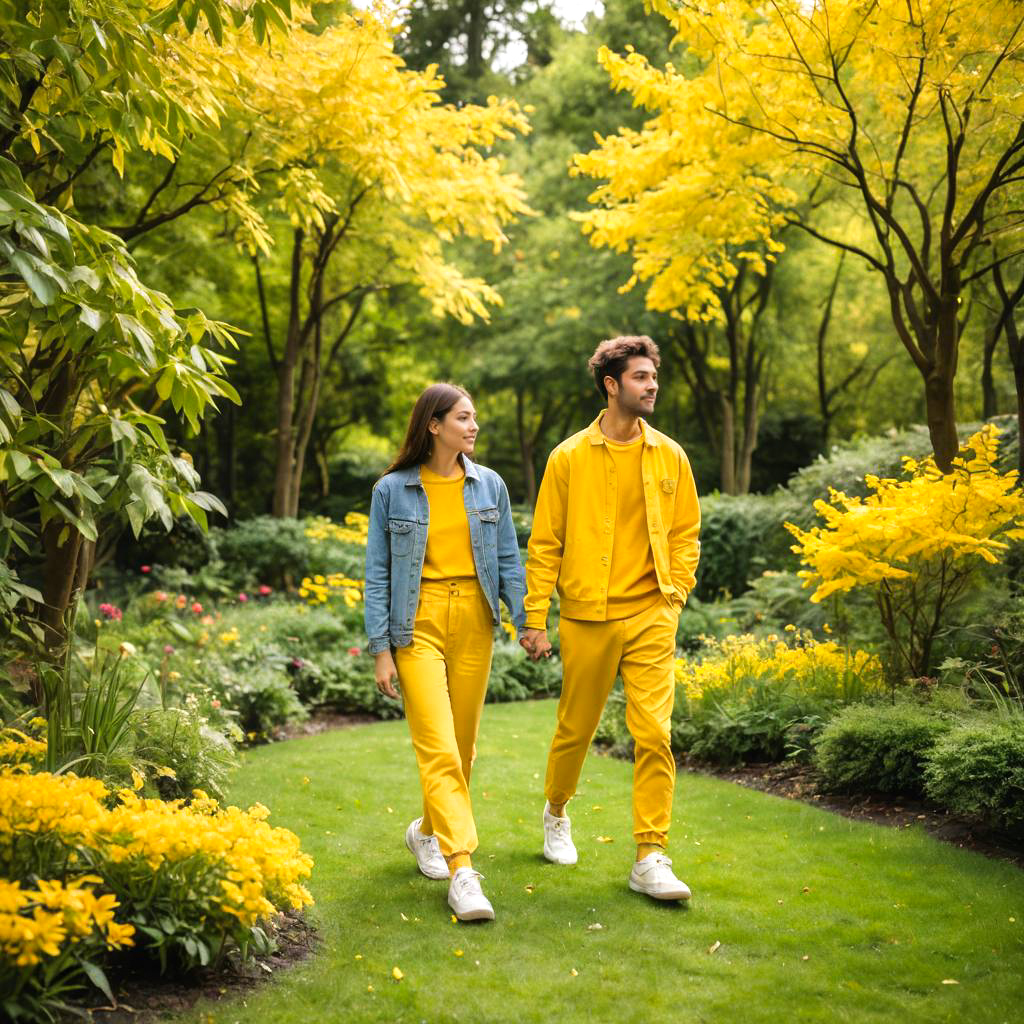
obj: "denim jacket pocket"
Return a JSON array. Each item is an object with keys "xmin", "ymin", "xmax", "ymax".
[{"xmin": 388, "ymin": 519, "xmax": 415, "ymax": 557}]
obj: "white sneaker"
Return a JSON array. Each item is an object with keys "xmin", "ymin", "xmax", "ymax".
[
  {"xmin": 447, "ymin": 867, "xmax": 495, "ymax": 921},
  {"xmin": 542, "ymin": 802, "xmax": 578, "ymax": 865},
  {"xmin": 405, "ymin": 818, "xmax": 449, "ymax": 880},
  {"xmin": 629, "ymin": 853, "xmax": 691, "ymax": 901}
]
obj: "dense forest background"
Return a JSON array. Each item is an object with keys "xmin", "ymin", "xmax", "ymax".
[{"xmin": 60, "ymin": 0, "xmax": 1023, "ymax": 522}]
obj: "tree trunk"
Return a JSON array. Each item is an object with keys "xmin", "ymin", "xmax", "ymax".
[
  {"xmin": 922, "ymin": 298, "xmax": 961, "ymax": 472},
  {"xmin": 516, "ymin": 391, "xmax": 538, "ymax": 505},
  {"xmin": 719, "ymin": 394, "xmax": 736, "ymax": 495},
  {"xmin": 981, "ymin": 327, "xmax": 1000, "ymax": 420},
  {"xmin": 40, "ymin": 519, "xmax": 83, "ymax": 656},
  {"xmin": 271, "ymin": 229, "xmax": 304, "ymax": 517}
]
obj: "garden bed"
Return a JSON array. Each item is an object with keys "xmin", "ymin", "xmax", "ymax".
[
  {"xmin": 88, "ymin": 909, "xmax": 318, "ymax": 1024},
  {"xmin": 689, "ymin": 760, "xmax": 1024, "ymax": 869}
]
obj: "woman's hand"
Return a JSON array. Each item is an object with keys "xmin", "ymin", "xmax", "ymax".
[
  {"xmin": 520, "ymin": 628, "xmax": 552, "ymax": 661},
  {"xmin": 374, "ymin": 650, "xmax": 400, "ymax": 699}
]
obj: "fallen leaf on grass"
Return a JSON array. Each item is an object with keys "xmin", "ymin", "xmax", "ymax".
[
  {"xmin": 802, "ymin": 955, "xmax": 810, "ymax": 962},
  {"xmin": 570, "ymin": 968, "xmax": 579, "ymax": 977},
  {"xmin": 354, "ymin": 954, "xmax": 363, "ymax": 960},
  {"xmin": 941, "ymin": 979, "xmax": 959, "ymax": 985},
  {"xmin": 802, "ymin": 887, "xmax": 810, "ymax": 893},
  {"xmin": 586, "ymin": 923, "xmax": 604, "ymax": 931},
  {"xmin": 386, "ymin": 806, "xmax": 394, "ymax": 814},
  {"xmin": 367, "ymin": 985, "xmax": 374, "ymax": 993},
  {"xmin": 400, "ymin": 912, "xmax": 409, "ymax": 922},
  {"xmin": 595, "ymin": 836, "xmax": 614, "ymax": 843},
  {"xmin": 592, "ymin": 805, "xmax": 603, "ymax": 811},
  {"xmin": 454, "ymin": 950, "xmax": 464, "ymax": 957},
  {"xmin": 708, "ymin": 941, "xmax": 721, "ymax": 955},
  {"xmin": 392, "ymin": 967, "xmax": 404, "ymax": 981},
  {"xmin": 525, "ymin": 884, "xmax": 535, "ymax": 894}
]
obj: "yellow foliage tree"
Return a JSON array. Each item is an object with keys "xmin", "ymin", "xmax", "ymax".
[
  {"xmin": 172, "ymin": 5, "xmax": 533, "ymax": 515},
  {"xmin": 787, "ymin": 427, "xmax": 1024, "ymax": 680},
  {"xmin": 572, "ymin": 0, "xmax": 1024, "ymax": 472}
]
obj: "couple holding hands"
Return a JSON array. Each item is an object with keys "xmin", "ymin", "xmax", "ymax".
[{"xmin": 363, "ymin": 336, "xmax": 701, "ymax": 921}]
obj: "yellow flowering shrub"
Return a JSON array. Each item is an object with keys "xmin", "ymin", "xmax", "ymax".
[
  {"xmin": 0, "ymin": 766, "xmax": 313, "ymax": 1003},
  {"xmin": 675, "ymin": 632, "xmax": 883, "ymax": 704},
  {"xmin": 0, "ymin": 719, "xmax": 47, "ymax": 768},
  {"xmin": 666, "ymin": 631, "xmax": 885, "ymax": 764},
  {"xmin": 305, "ymin": 513, "xmax": 369, "ymax": 547},
  {"xmin": 298, "ymin": 573, "xmax": 364, "ymax": 609},
  {"xmin": 787, "ymin": 427, "xmax": 1024, "ymax": 679}
]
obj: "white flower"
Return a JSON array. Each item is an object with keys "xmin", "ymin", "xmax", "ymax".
[{"xmin": 119, "ymin": 641, "xmax": 137, "ymax": 657}]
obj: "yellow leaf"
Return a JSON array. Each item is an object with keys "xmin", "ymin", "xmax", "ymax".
[{"xmin": 392, "ymin": 966, "xmax": 404, "ymax": 981}]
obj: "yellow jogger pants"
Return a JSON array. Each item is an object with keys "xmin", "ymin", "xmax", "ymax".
[
  {"xmin": 546, "ymin": 599, "xmax": 679, "ymax": 847},
  {"xmin": 394, "ymin": 578, "xmax": 494, "ymax": 858}
]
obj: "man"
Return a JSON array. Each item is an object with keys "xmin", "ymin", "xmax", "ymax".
[{"xmin": 521, "ymin": 336, "xmax": 700, "ymax": 900}]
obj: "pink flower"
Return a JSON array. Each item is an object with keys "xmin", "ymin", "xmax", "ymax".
[
  {"xmin": 98, "ymin": 603, "xmax": 122, "ymax": 621},
  {"xmin": 348, "ymin": 646, "xmax": 361, "ymax": 656},
  {"xmin": 163, "ymin": 644, "xmax": 175, "ymax": 655},
  {"xmin": 191, "ymin": 602, "xmax": 203, "ymax": 614},
  {"xmin": 200, "ymin": 614, "xmax": 214, "ymax": 626},
  {"xmin": 153, "ymin": 591, "xmax": 168, "ymax": 603},
  {"xmin": 291, "ymin": 657, "xmax": 304, "ymax": 669},
  {"xmin": 140, "ymin": 565, "xmax": 151, "ymax": 574},
  {"xmin": 238, "ymin": 592, "xmax": 249, "ymax": 603},
  {"xmin": 210, "ymin": 698, "xmax": 221, "ymax": 709},
  {"xmin": 258, "ymin": 584, "xmax": 272, "ymax": 596}
]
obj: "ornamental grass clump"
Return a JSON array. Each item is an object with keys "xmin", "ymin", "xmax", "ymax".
[
  {"xmin": 787, "ymin": 426, "xmax": 1024, "ymax": 682},
  {"xmin": 0, "ymin": 764, "xmax": 313, "ymax": 1019},
  {"xmin": 672, "ymin": 631, "xmax": 884, "ymax": 764}
]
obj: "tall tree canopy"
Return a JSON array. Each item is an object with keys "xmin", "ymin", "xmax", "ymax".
[{"xmin": 572, "ymin": 0, "xmax": 1024, "ymax": 471}]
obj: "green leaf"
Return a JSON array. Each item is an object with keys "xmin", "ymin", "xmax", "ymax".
[
  {"xmin": 125, "ymin": 499, "xmax": 145, "ymax": 537},
  {"xmin": 81, "ymin": 960, "xmax": 114, "ymax": 1002},
  {"xmin": 155, "ymin": 366, "xmax": 176, "ymax": 401},
  {"xmin": 6, "ymin": 450, "xmax": 32, "ymax": 479},
  {"xmin": 200, "ymin": 1, "xmax": 224, "ymax": 44},
  {"xmin": 187, "ymin": 490, "xmax": 227, "ymax": 516}
]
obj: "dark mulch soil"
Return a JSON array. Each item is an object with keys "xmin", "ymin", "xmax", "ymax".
[
  {"xmin": 277, "ymin": 710, "xmax": 379, "ymax": 740},
  {"xmin": 84, "ymin": 910, "xmax": 319, "ymax": 1023},
  {"xmin": 689, "ymin": 759, "xmax": 1024, "ymax": 869}
]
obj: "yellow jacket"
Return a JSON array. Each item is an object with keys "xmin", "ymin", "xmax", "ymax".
[{"xmin": 525, "ymin": 413, "xmax": 701, "ymax": 627}]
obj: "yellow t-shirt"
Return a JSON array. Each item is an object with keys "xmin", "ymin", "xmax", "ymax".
[
  {"xmin": 604, "ymin": 435, "xmax": 660, "ymax": 619},
  {"xmin": 421, "ymin": 465, "xmax": 476, "ymax": 580}
]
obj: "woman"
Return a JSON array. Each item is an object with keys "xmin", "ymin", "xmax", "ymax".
[{"xmin": 364, "ymin": 383, "xmax": 527, "ymax": 922}]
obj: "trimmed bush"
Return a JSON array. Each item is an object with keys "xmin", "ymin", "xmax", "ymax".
[
  {"xmin": 923, "ymin": 720, "xmax": 1024, "ymax": 829},
  {"xmin": 813, "ymin": 702, "xmax": 952, "ymax": 796}
]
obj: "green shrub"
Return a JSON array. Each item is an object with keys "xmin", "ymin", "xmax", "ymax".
[
  {"xmin": 485, "ymin": 644, "xmax": 562, "ymax": 704},
  {"xmin": 923, "ymin": 720, "xmax": 1024, "ymax": 829},
  {"xmin": 694, "ymin": 492, "xmax": 787, "ymax": 600},
  {"xmin": 132, "ymin": 706, "xmax": 239, "ymax": 802},
  {"xmin": 298, "ymin": 650, "xmax": 403, "ymax": 720},
  {"xmin": 212, "ymin": 517, "xmax": 314, "ymax": 589},
  {"xmin": 813, "ymin": 702, "xmax": 952, "ymax": 796}
]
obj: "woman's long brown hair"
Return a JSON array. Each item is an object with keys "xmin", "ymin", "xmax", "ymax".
[{"xmin": 382, "ymin": 383, "xmax": 472, "ymax": 476}]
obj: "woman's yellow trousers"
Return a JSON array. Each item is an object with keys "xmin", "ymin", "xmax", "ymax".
[
  {"xmin": 546, "ymin": 599, "xmax": 679, "ymax": 847},
  {"xmin": 394, "ymin": 578, "xmax": 494, "ymax": 858}
]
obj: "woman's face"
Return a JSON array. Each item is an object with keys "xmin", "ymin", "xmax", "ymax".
[{"xmin": 430, "ymin": 396, "xmax": 478, "ymax": 457}]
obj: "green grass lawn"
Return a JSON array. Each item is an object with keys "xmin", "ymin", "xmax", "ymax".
[{"xmin": 172, "ymin": 700, "xmax": 1023, "ymax": 1023}]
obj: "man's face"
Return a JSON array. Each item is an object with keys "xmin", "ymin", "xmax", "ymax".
[{"xmin": 607, "ymin": 356, "xmax": 658, "ymax": 415}]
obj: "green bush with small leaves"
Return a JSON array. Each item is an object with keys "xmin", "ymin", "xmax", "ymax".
[
  {"xmin": 923, "ymin": 720, "xmax": 1024, "ymax": 829},
  {"xmin": 813, "ymin": 702, "xmax": 952, "ymax": 796}
]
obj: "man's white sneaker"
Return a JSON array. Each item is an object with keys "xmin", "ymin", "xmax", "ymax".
[
  {"xmin": 542, "ymin": 802, "xmax": 578, "ymax": 865},
  {"xmin": 447, "ymin": 867, "xmax": 495, "ymax": 921},
  {"xmin": 405, "ymin": 818, "xmax": 449, "ymax": 880},
  {"xmin": 629, "ymin": 853, "xmax": 691, "ymax": 901}
]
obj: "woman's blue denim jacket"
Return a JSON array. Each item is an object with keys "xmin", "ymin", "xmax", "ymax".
[{"xmin": 364, "ymin": 459, "xmax": 527, "ymax": 654}]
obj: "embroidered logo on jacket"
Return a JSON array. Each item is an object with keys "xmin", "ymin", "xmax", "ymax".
[{"xmin": 660, "ymin": 478, "xmax": 676, "ymax": 494}]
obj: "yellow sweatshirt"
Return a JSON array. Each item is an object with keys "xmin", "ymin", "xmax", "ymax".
[
  {"xmin": 420, "ymin": 465, "xmax": 476, "ymax": 579},
  {"xmin": 604, "ymin": 435, "xmax": 661, "ymax": 619}
]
